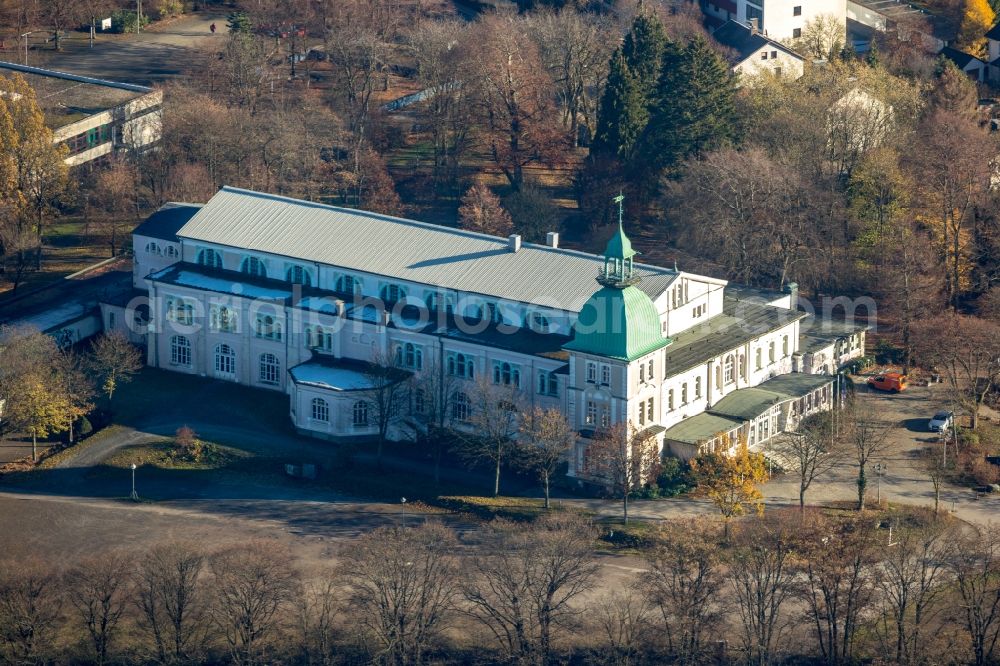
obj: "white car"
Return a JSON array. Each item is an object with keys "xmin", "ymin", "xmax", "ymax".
[{"xmin": 928, "ymin": 411, "xmax": 954, "ymax": 433}]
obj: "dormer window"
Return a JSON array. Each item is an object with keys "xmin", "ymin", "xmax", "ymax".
[
  {"xmin": 530, "ymin": 312, "xmax": 550, "ymax": 332},
  {"xmin": 241, "ymin": 256, "xmax": 267, "ymax": 278},
  {"xmin": 380, "ymin": 284, "xmax": 407, "ymax": 303},
  {"xmin": 336, "ymin": 274, "xmax": 360, "ymax": 294},
  {"xmin": 286, "ymin": 264, "xmax": 312, "ymax": 286},
  {"xmin": 197, "ymin": 248, "xmax": 222, "ymax": 268}
]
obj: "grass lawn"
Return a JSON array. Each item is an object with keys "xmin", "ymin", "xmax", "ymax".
[{"xmin": 101, "ymin": 440, "xmax": 251, "ymax": 472}]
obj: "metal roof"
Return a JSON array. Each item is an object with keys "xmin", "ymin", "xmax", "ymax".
[
  {"xmin": 663, "ymin": 300, "xmax": 807, "ymax": 375},
  {"xmin": 563, "ymin": 285, "xmax": 671, "ymax": 361},
  {"xmin": 663, "ymin": 412, "xmax": 744, "ymax": 445},
  {"xmin": 176, "ymin": 187, "xmax": 679, "ymax": 313},
  {"xmin": 709, "ymin": 373, "xmax": 835, "ymax": 420},
  {"xmin": 133, "ymin": 203, "xmax": 202, "ymax": 242}
]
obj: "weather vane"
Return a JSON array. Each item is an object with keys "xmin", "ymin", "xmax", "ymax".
[{"xmin": 613, "ymin": 191, "xmax": 624, "ymax": 227}]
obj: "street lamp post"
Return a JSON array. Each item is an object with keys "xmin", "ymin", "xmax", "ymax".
[
  {"xmin": 872, "ymin": 462, "xmax": 886, "ymax": 506},
  {"xmin": 130, "ymin": 462, "xmax": 138, "ymax": 501}
]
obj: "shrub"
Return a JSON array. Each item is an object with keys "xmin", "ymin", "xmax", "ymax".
[
  {"xmin": 173, "ymin": 425, "xmax": 203, "ymax": 462},
  {"xmin": 435, "ymin": 496, "xmax": 546, "ymax": 522},
  {"xmin": 156, "ymin": 0, "xmax": 185, "ymax": 19},
  {"xmin": 110, "ymin": 10, "xmax": 151, "ymax": 33},
  {"xmin": 75, "ymin": 416, "xmax": 93, "ymax": 440}
]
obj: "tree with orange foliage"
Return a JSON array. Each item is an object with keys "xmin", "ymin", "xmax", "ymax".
[
  {"xmin": 467, "ymin": 13, "xmax": 569, "ymax": 191},
  {"xmin": 958, "ymin": 0, "xmax": 995, "ymax": 58},
  {"xmin": 690, "ymin": 435, "xmax": 768, "ymax": 539}
]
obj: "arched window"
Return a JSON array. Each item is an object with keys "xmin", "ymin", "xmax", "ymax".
[
  {"xmin": 166, "ymin": 297, "xmax": 194, "ymax": 325},
  {"xmin": 210, "ymin": 305, "xmax": 237, "ymax": 333},
  {"xmin": 724, "ymin": 355, "xmax": 735, "ymax": 384},
  {"xmin": 451, "ymin": 391, "xmax": 470, "ymax": 421},
  {"xmin": 695, "ymin": 376, "xmax": 702, "ymax": 399},
  {"xmin": 259, "ymin": 353, "xmax": 280, "ymax": 384},
  {"xmin": 413, "ymin": 388, "xmax": 427, "ymax": 414},
  {"xmin": 311, "ymin": 398, "xmax": 329, "ymax": 422},
  {"xmin": 166, "ymin": 246, "xmax": 178, "ymax": 258},
  {"xmin": 769, "ymin": 341, "xmax": 776, "ymax": 364},
  {"xmin": 403, "ymin": 343, "xmax": 422, "ymax": 370},
  {"xmin": 782, "ymin": 335, "xmax": 789, "ymax": 358},
  {"xmin": 254, "ymin": 314, "xmax": 282, "ymax": 341},
  {"xmin": 286, "ymin": 265, "xmax": 312, "ymax": 286},
  {"xmin": 306, "ymin": 326, "xmax": 332, "ymax": 351},
  {"xmin": 215, "ymin": 343, "xmax": 236, "ymax": 376},
  {"xmin": 530, "ymin": 312, "xmax": 549, "ymax": 332},
  {"xmin": 197, "ymin": 248, "xmax": 222, "ymax": 268},
  {"xmin": 241, "ymin": 256, "xmax": 267, "ymax": 278},
  {"xmin": 755, "ymin": 348, "xmax": 762, "ymax": 370},
  {"xmin": 380, "ymin": 284, "xmax": 406, "ymax": 303},
  {"xmin": 537, "ymin": 371, "xmax": 558, "ymax": 396},
  {"xmin": 483, "ymin": 302, "xmax": 503, "ymax": 324},
  {"xmin": 352, "ymin": 400, "xmax": 369, "ymax": 427},
  {"xmin": 681, "ymin": 383, "xmax": 688, "ymax": 404},
  {"xmin": 170, "ymin": 335, "xmax": 191, "ymax": 366},
  {"xmin": 145, "ymin": 241, "xmax": 161, "ymax": 255},
  {"xmin": 336, "ymin": 274, "xmax": 359, "ymax": 294},
  {"xmin": 492, "ymin": 361, "xmax": 519, "ymax": 386},
  {"xmin": 448, "ymin": 353, "xmax": 474, "ymax": 378}
]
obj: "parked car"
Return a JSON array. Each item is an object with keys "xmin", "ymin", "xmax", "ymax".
[
  {"xmin": 928, "ymin": 410, "xmax": 954, "ymax": 433},
  {"xmin": 867, "ymin": 372, "xmax": 908, "ymax": 393}
]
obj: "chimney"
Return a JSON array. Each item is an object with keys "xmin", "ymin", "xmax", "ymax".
[
  {"xmin": 784, "ymin": 281, "xmax": 799, "ymax": 310},
  {"xmin": 545, "ymin": 232, "xmax": 559, "ymax": 248},
  {"xmin": 508, "ymin": 234, "xmax": 522, "ymax": 253},
  {"xmin": 749, "ymin": 17, "xmax": 759, "ymax": 34}
]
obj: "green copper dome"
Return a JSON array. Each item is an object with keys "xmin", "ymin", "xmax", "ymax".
[
  {"xmin": 604, "ymin": 222, "xmax": 637, "ymax": 261},
  {"xmin": 564, "ymin": 285, "xmax": 671, "ymax": 361}
]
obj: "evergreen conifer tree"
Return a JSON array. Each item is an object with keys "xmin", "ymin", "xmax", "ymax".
[
  {"xmin": 591, "ymin": 49, "xmax": 649, "ymax": 161},
  {"xmin": 622, "ymin": 12, "xmax": 669, "ymax": 99},
  {"xmin": 642, "ymin": 36, "xmax": 738, "ymax": 176}
]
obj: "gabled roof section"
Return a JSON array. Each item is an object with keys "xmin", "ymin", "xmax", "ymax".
[
  {"xmin": 940, "ymin": 46, "xmax": 984, "ymax": 69},
  {"xmin": 712, "ymin": 20, "xmax": 804, "ymax": 64},
  {"xmin": 133, "ymin": 203, "xmax": 202, "ymax": 242},
  {"xmin": 175, "ymin": 187, "xmax": 679, "ymax": 313}
]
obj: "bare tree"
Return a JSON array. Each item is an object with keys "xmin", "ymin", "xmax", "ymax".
[
  {"xmin": 0, "ymin": 560, "xmax": 63, "ymax": 665},
  {"xmin": 875, "ymin": 522, "xmax": 953, "ymax": 665},
  {"xmin": 517, "ymin": 406, "xmax": 576, "ymax": 509},
  {"xmin": 294, "ymin": 578, "xmax": 339, "ymax": 666},
  {"xmin": 408, "ymin": 359, "xmax": 459, "ymax": 485},
  {"xmin": 644, "ymin": 519, "xmax": 724, "ymax": 663},
  {"xmin": 361, "ymin": 348, "xmax": 412, "ymax": 469},
  {"xmin": 781, "ymin": 412, "xmax": 844, "ymax": 511},
  {"xmin": 947, "ymin": 526, "xmax": 1000, "ymax": 666},
  {"xmin": 88, "ymin": 331, "xmax": 143, "ymax": 408},
  {"xmin": 921, "ymin": 446, "xmax": 949, "ymax": 516},
  {"xmin": 728, "ymin": 513, "xmax": 798, "ymax": 666},
  {"xmin": 797, "ymin": 513, "xmax": 881, "ymax": 665},
  {"xmin": 458, "ymin": 184, "xmax": 513, "ymax": 237},
  {"xmin": 913, "ymin": 313, "xmax": 1000, "ymax": 430},
  {"xmin": 209, "ymin": 541, "xmax": 299, "ymax": 666},
  {"xmin": 454, "ymin": 377, "xmax": 521, "ymax": 497},
  {"xmin": 66, "ymin": 552, "xmax": 133, "ymax": 666},
  {"xmin": 842, "ymin": 402, "xmax": 895, "ymax": 511},
  {"xmin": 463, "ymin": 513, "xmax": 598, "ymax": 664},
  {"xmin": 528, "ymin": 9, "xmax": 615, "ymax": 146},
  {"xmin": 587, "ymin": 421, "xmax": 659, "ymax": 524},
  {"xmin": 134, "ymin": 541, "xmax": 207, "ymax": 664},
  {"xmin": 342, "ymin": 522, "xmax": 460, "ymax": 666},
  {"xmin": 467, "ymin": 12, "xmax": 568, "ymax": 191},
  {"xmin": 595, "ymin": 587, "xmax": 651, "ymax": 666}
]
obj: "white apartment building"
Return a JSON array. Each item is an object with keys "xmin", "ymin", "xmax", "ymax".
[{"xmin": 703, "ymin": 0, "xmax": 847, "ymax": 42}]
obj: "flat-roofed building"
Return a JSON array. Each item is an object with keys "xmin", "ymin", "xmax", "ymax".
[{"xmin": 0, "ymin": 61, "xmax": 162, "ymax": 167}]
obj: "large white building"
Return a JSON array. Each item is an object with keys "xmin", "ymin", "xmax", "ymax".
[
  {"xmin": 113, "ymin": 187, "xmax": 866, "ymax": 484},
  {"xmin": 703, "ymin": 0, "xmax": 847, "ymax": 43}
]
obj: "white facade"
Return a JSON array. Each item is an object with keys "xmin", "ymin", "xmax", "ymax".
[
  {"xmin": 128, "ymin": 190, "xmax": 864, "ymax": 485},
  {"xmin": 705, "ymin": 0, "xmax": 847, "ymax": 42},
  {"xmin": 733, "ymin": 44, "xmax": 805, "ymax": 78}
]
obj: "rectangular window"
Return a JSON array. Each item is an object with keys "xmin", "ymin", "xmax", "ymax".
[
  {"xmin": 600, "ymin": 409, "xmax": 610, "ymax": 428},
  {"xmin": 638, "ymin": 400, "xmax": 645, "ymax": 426},
  {"xmin": 647, "ymin": 398, "xmax": 654, "ymax": 422},
  {"xmin": 771, "ymin": 50, "xmax": 778, "ymax": 59},
  {"xmin": 761, "ymin": 51, "xmax": 768, "ymax": 60},
  {"xmin": 648, "ymin": 359, "xmax": 654, "ymax": 379},
  {"xmin": 668, "ymin": 389, "xmax": 674, "ymax": 411},
  {"xmin": 793, "ymin": 27, "xmax": 802, "ymax": 38},
  {"xmin": 537, "ymin": 371, "xmax": 559, "ymax": 397},
  {"xmin": 639, "ymin": 364, "xmax": 645, "ymax": 383},
  {"xmin": 586, "ymin": 362, "xmax": 597, "ymax": 383},
  {"xmin": 793, "ymin": 5, "xmax": 801, "ymax": 15},
  {"xmin": 601, "ymin": 364, "xmax": 611, "ymax": 386},
  {"xmin": 586, "ymin": 401, "xmax": 597, "ymax": 426}
]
